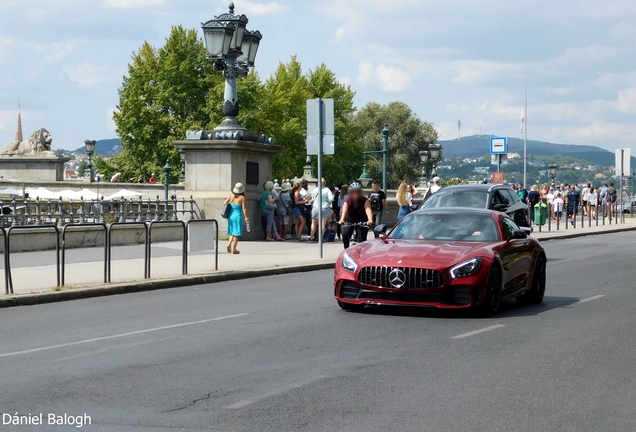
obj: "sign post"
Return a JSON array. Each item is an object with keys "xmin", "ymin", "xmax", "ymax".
[
  {"xmin": 615, "ymin": 148, "xmax": 631, "ymax": 223},
  {"xmin": 490, "ymin": 137, "xmax": 507, "ymax": 182},
  {"xmin": 307, "ymin": 98, "xmax": 335, "ymax": 258}
]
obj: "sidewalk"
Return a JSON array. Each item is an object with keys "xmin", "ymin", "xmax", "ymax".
[{"xmin": 2, "ymin": 218, "xmax": 635, "ymax": 307}]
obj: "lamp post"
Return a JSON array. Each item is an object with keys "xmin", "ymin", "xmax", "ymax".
[
  {"xmin": 201, "ymin": 2, "xmax": 262, "ymax": 132},
  {"xmin": 178, "ymin": 150, "xmax": 186, "ymax": 182},
  {"xmin": 427, "ymin": 143, "xmax": 443, "ymax": 184},
  {"xmin": 548, "ymin": 164, "xmax": 558, "ymax": 183},
  {"xmin": 357, "ymin": 163, "xmax": 372, "ymax": 188},
  {"xmin": 84, "ymin": 140, "xmax": 96, "ymax": 182},
  {"xmin": 419, "ymin": 150, "xmax": 429, "ymax": 186},
  {"xmin": 358, "ymin": 124, "xmax": 389, "ymax": 191},
  {"xmin": 163, "ymin": 161, "xmax": 172, "ymax": 221}
]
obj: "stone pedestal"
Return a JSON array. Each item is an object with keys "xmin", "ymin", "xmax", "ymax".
[
  {"xmin": 0, "ymin": 155, "xmax": 70, "ymax": 181},
  {"xmin": 173, "ymin": 139, "xmax": 282, "ymax": 240}
]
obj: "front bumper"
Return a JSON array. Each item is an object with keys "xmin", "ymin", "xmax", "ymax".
[{"xmin": 335, "ymin": 279, "xmax": 476, "ymax": 309}]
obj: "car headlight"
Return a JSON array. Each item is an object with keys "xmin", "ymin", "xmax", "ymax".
[
  {"xmin": 450, "ymin": 258, "xmax": 482, "ymax": 278},
  {"xmin": 341, "ymin": 252, "xmax": 359, "ymax": 274}
]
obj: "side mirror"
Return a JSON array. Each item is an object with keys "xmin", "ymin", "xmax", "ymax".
[
  {"xmin": 493, "ymin": 203, "xmax": 508, "ymax": 211},
  {"xmin": 374, "ymin": 224, "xmax": 388, "ymax": 235},
  {"xmin": 509, "ymin": 229, "xmax": 527, "ymax": 240}
]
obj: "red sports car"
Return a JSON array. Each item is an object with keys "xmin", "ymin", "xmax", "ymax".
[{"xmin": 334, "ymin": 208, "xmax": 546, "ymax": 315}]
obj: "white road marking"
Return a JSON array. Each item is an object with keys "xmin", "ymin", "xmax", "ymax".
[
  {"xmin": 0, "ymin": 313, "xmax": 249, "ymax": 359},
  {"xmin": 225, "ymin": 375, "xmax": 328, "ymax": 409},
  {"xmin": 578, "ymin": 295, "xmax": 606, "ymax": 303},
  {"xmin": 452, "ymin": 324, "xmax": 505, "ymax": 339}
]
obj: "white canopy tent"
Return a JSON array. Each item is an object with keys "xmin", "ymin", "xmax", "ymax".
[{"xmin": 105, "ymin": 189, "xmax": 146, "ymax": 200}]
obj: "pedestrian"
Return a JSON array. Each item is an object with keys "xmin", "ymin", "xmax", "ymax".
[
  {"xmin": 581, "ymin": 182, "xmax": 591, "ymax": 217},
  {"xmin": 528, "ymin": 185, "xmax": 541, "ymax": 224},
  {"xmin": 396, "ymin": 183, "xmax": 412, "ymax": 219},
  {"xmin": 336, "ymin": 184, "xmax": 349, "ymax": 240},
  {"xmin": 585, "ymin": 186, "xmax": 598, "ymax": 219},
  {"xmin": 222, "ymin": 183, "xmax": 248, "ymax": 255},
  {"xmin": 423, "ymin": 176, "xmax": 442, "ymax": 202},
  {"xmin": 552, "ymin": 192, "xmax": 564, "ymax": 224},
  {"xmin": 293, "ymin": 182, "xmax": 310, "ymax": 240},
  {"xmin": 261, "ymin": 181, "xmax": 282, "ymax": 241},
  {"xmin": 517, "ymin": 183, "xmax": 529, "ymax": 204},
  {"xmin": 607, "ymin": 182, "xmax": 618, "ymax": 219},
  {"xmin": 149, "ymin": 173, "xmax": 157, "ymax": 184},
  {"xmin": 368, "ymin": 180, "xmax": 388, "ymax": 237},
  {"xmin": 338, "ymin": 182, "xmax": 374, "ymax": 249},
  {"xmin": 276, "ymin": 182, "xmax": 292, "ymax": 240},
  {"xmin": 566, "ymin": 185, "xmax": 580, "ymax": 226},
  {"xmin": 407, "ymin": 184, "xmax": 418, "ymax": 198},
  {"xmin": 310, "ymin": 178, "xmax": 334, "ymax": 242}
]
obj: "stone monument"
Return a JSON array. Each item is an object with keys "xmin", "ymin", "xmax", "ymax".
[{"xmin": 0, "ymin": 124, "xmax": 70, "ymax": 181}]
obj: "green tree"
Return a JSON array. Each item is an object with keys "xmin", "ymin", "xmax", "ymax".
[
  {"xmin": 96, "ymin": 26, "xmax": 222, "ymax": 182},
  {"xmin": 353, "ymin": 101, "xmax": 439, "ymax": 189}
]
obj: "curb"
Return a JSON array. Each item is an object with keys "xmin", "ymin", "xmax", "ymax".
[
  {"xmin": 533, "ymin": 223, "xmax": 636, "ymax": 241},
  {"xmin": 0, "ymin": 260, "xmax": 337, "ymax": 308}
]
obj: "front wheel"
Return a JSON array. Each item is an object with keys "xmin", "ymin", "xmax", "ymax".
[
  {"xmin": 480, "ymin": 266, "xmax": 502, "ymax": 316},
  {"xmin": 337, "ymin": 301, "xmax": 365, "ymax": 312},
  {"xmin": 517, "ymin": 254, "xmax": 546, "ymax": 305}
]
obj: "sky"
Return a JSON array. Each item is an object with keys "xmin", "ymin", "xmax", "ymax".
[{"xmin": 0, "ymin": 0, "xmax": 635, "ymax": 152}]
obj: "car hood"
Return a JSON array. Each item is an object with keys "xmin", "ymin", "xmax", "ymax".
[{"xmin": 349, "ymin": 239, "xmax": 492, "ymax": 269}]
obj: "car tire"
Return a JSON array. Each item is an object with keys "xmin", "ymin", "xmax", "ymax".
[
  {"xmin": 517, "ymin": 254, "xmax": 546, "ymax": 305},
  {"xmin": 480, "ymin": 265, "xmax": 502, "ymax": 316},
  {"xmin": 337, "ymin": 301, "xmax": 365, "ymax": 312}
]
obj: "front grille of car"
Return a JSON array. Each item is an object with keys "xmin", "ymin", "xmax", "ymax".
[
  {"xmin": 340, "ymin": 282, "xmax": 360, "ymax": 299},
  {"xmin": 358, "ymin": 291, "xmax": 447, "ymax": 303},
  {"xmin": 358, "ymin": 266, "xmax": 444, "ymax": 289}
]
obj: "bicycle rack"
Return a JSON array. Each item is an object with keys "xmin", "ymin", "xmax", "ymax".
[
  {"xmin": 147, "ymin": 220, "xmax": 187, "ymax": 278},
  {"xmin": 186, "ymin": 219, "xmax": 219, "ymax": 273},
  {"xmin": 6, "ymin": 225, "xmax": 60, "ymax": 294},
  {"xmin": 61, "ymin": 223, "xmax": 108, "ymax": 287},
  {"xmin": 107, "ymin": 222, "xmax": 149, "ymax": 283}
]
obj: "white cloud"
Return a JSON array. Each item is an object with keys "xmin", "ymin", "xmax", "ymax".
[
  {"xmin": 338, "ymin": 76, "xmax": 351, "ymax": 87},
  {"xmin": 32, "ymin": 43, "xmax": 74, "ymax": 63},
  {"xmin": 64, "ymin": 63, "xmax": 105, "ymax": 88},
  {"xmin": 103, "ymin": 0, "xmax": 164, "ymax": 8},
  {"xmin": 617, "ymin": 88, "xmax": 636, "ymax": 113},
  {"xmin": 358, "ymin": 61, "xmax": 412, "ymax": 93},
  {"xmin": 107, "ymin": 107, "xmax": 118, "ymax": 133},
  {"xmin": 232, "ymin": 1, "xmax": 290, "ymax": 16},
  {"xmin": 0, "ymin": 110, "xmax": 16, "ymax": 134},
  {"xmin": 0, "ymin": 36, "xmax": 13, "ymax": 56}
]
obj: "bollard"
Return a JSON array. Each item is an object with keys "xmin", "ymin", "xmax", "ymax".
[
  {"xmin": 99, "ymin": 197, "xmax": 106, "ymax": 224},
  {"xmin": 57, "ymin": 197, "xmax": 64, "ymax": 227},
  {"xmin": 137, "ymin": 196, "xmax": 144, "ymax": 222},
  {"xmin": 154, "ymin": 196, "xmax": 161, "ymax": 221},
  {"xmin": 35, "ymin": 197, "xmax": 42, "ymax": 226},
  {"xmin": 172, "ymin": 197, "xmax": 178, "ymax": 221},
  {"xmin": 189, "ymin": 195, "xmax": 195, "ymax": 220},
  {"xmin": 119, "ymin": 197, "xmax": 125, "ymax": 223},
  {"xmin": 11, "ymin": 198, "xmax": 17, "ymax": 227}
]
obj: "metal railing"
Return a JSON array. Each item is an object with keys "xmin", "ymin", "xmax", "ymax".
[
  {"xmin": 532, "ymin": 201, "xmax": 624, "ymax": 233},
  {"xmin": 0, "ymin": 195, "xmax": 196, "ymax": 227},
  {"xmin": 1, "ymin": 216, "xmax": 218, "ymax": 295}
]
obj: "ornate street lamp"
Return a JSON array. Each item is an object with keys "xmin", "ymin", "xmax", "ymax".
[
  {"xmin": 357, "ymin": 163, "xmax": 372, "ymax": 188},
  {"xmin": 419, "ymin": 150, "xmax": 429, "ymax": 186},
  {"xmin": 201, "ymin": 2, "xmax": 262, "ymax": 132},
  {"xmin": 548, "ymin": 164, "xmax": 558, "ymax": 182},
  {"xmin": 84, "ymin": 139, "xmax": 96, "ymax": 182},
  {"xmin": 428, "ymin": 143, "xmax": 442, "ymax": 163}
]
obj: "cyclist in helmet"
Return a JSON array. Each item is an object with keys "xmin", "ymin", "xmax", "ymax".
[{"xmin": 337, "ymin": 182, "xmax": 374, "ymax": 248}]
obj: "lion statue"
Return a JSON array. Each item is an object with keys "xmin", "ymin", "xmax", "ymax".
[{"xmin": 2, "ymin": 128, "xmax": 54, "ymax": 156}]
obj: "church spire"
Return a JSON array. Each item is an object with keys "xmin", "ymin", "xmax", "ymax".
[{"xmin": 14, "ymin": 100, "xmax": 23, "ymax": 143}]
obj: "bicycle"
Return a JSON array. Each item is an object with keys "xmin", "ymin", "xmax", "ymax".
[{"xmin": 342, "ymin": 222, "xmax": 371, "ymax": 247}]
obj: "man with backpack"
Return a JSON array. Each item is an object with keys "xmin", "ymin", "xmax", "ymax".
[{"xmin": 368, "ymin": 180, "xmax": 388, "ymax": 237}]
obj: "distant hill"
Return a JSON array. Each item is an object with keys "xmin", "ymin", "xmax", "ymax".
[
  {"xmin": 440, "ymin": 135, "xmax": 635, "ymax": 167},
  {"xmin": 73, "ymin": 138, "xmax": 121, "ymax": 157}
]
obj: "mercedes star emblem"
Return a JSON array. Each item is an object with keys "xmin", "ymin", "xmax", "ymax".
[{"xmin": 389, "ymin": 268, "xmax": 407, "ymax": 289}]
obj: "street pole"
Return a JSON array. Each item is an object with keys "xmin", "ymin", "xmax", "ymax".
[
  {"xmin": 163, "ymin": 161, "xmax": 171, "ymax": 221},
  {"xmin": 317, "ymin": 99, "xmax": 324, "ymax": 259},
  {"xmin": 523, "ymin": 86, "xmax": 528, "ymax": 188},
  {"xmin": 621, "ymin": 149, "xmax": 624, "ymax": 223},
  {"xmin": 381, "ymin": 125, "xmax": 389, "ymax": 194}
]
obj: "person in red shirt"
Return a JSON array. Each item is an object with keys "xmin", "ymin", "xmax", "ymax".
[{"xmin": 149, "ymin": 173, "xmax": 157, "ymax": 184}]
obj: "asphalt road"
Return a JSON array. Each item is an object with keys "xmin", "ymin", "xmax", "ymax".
[{"xmin": 0, "ymin": 232, "xmax": 635, "ymax": 431}]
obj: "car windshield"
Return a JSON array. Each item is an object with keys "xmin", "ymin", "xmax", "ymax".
[
  {"xmin": 388, "ymin": 212, "xmax": 500, "ymax": 242},
  {"xmin": 421, "ymin": 189, "xmax": 489, "ymax": 209}
]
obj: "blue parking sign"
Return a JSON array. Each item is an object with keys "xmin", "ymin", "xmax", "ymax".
[{"xmin": 490, "ymin": 137, "xmax": 507, "ymax": 155}]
